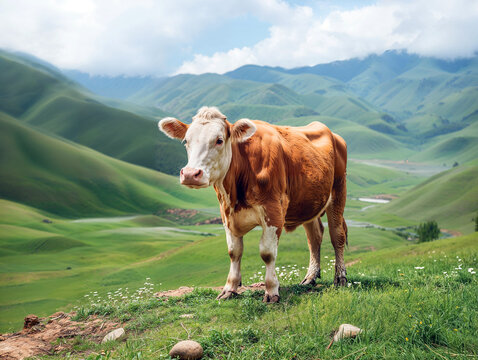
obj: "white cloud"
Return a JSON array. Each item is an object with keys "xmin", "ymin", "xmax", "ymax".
[
  {"xmin": 0, "ymin": 0, "xmax": 293, "ymax": 75},
  {"xmin": 1, "ymin": 0, "xmax": 477, "ymax": 76},
  {"xmin": 176, "ymin": 0, "xmax": 478, "ymax": 75}
]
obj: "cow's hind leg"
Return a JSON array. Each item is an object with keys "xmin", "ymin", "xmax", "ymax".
[
  {"xmin": 301, "ymin": 218, "xmax": 324, "ymax": 285},
  {"xmin": 326, "ymin": 176, "xmax": 348, "ymax": 286},
  {"xmin": 217, "ymin": 227, "xmax": 243, "ymax": 300}
]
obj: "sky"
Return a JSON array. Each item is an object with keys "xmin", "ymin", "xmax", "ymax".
[{"xmin": 1, "ymin": 0, "xmax": 477, "ymax": 77}]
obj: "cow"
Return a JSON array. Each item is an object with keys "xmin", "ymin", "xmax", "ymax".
[{"xmin": 158, "ymin": 106, "xmax": 348, "ymax": 303}]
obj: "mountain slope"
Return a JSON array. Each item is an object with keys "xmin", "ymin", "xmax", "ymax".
[
  {"xmin": 0, "ymin": 50, "xmax": 184, "ymax": 175},
  {"xmin": 382, "ymin": 161, "xmax": 478, "ymax": 232},
  {"xmin": 0, "ymin": 111, "xmax": 216, "ymax": 217},
  {"xmin": 63, "ymin": 70, "xmax": 158, "ymax": 100},
  {"xmin": 128, "ymin": 70, "xmax": 407, "ymax": 146}
]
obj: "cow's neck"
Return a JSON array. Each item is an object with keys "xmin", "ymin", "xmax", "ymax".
[{"xmin": 213, "ymin": 142, "xmax": 251, "ymax": 214}]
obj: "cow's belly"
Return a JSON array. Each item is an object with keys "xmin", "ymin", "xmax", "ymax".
[{"xmin": 285, "ymin": 192, "xmax": 331, "ymax": 227}]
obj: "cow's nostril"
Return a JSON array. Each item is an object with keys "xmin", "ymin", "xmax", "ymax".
[
  {"xmin": 180, "ymin": 168, "xmax": 184, "ymax": 175},
  {"xmin": 194, "ymin": 169, "xmax": 203, "ymax": 179}
]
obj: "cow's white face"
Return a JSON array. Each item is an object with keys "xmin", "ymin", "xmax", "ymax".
[{"xmin": 158, "ymin": 107, "xmax": 256, "ymax": 188}]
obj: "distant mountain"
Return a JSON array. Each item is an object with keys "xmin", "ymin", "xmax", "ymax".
[
  {"xmin": 0, "ymin": 50, "xmax": 184, "ymax": 175},
  {"xmin": 3, "ymin": 48, "xmax": 478, "ymax": 168},
  {"xmin": 64, "ymin": 70, "xmax": 159, "ymax": 100},
  {"xmin": 128, "ymin": 70, "xmax": 405, "ymax": 142}
]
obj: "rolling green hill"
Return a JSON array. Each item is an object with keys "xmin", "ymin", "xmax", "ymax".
[
  {"xmin": 0, "ymin": 111, "xmax": 216, "ymax": 217},
  {"xmin": 410, "ymin": 120, "xmax": 478, "ymax": 164},
  {"xmin": 127, "ymin": 67, "xmax": 409, "ymax": 158},
  {"xmin": 0, "ymin": 50, "xmax": 185, "ymax": 175},
  {"xmin": 380, "ymin": 161, "xmax": 478, "ymax": 233}
]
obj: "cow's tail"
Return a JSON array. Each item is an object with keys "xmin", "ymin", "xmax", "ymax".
[{"xmin": 343, "ymin": 218, "xmax": 348, "ymax": 247}]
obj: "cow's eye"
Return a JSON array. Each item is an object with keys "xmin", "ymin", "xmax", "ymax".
[
  {"xmin": 183, "ymin": 139, "xmax": 187, "ymax": 145},
  {"xmin": 216, "ymin": 138, "xmax": 223, "ymax": 145}
]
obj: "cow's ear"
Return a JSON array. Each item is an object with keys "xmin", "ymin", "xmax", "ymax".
[
  {"xmin": 158, "ymin": 117, "xmax": 189, "ymax": 140},
  {"xmin": 231, "ymin": 119, "xmax": 256, "ymax": 142}
]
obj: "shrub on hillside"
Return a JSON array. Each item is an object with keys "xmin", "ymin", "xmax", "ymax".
[{"xmin": 416, "ymin": 220, "xmax": 440, "ymax": 243}]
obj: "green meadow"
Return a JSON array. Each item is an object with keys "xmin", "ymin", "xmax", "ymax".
[{"xmin": 40, "ymin": 232, "xmax": 478, "ymax": 359}]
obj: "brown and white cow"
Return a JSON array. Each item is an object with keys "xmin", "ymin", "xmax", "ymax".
[{"xmin": 158, "ymin": 107, "xmax": 348, "ymax": 303}]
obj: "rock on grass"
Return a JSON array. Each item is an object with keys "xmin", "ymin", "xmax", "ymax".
[
  {"xmin": 169, "ymin": 340, "xmax": 203, "ymax": 359},
  {"xmin": 101, "ymin": 328, "xmax": 125, "ymax": 343}
]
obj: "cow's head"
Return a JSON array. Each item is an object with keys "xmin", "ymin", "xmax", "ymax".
[{"xmin": 158, "ymin": 106, "xmax": 256, "ymax": 188}]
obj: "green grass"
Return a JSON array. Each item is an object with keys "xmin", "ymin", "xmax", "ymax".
[
  {"xmin": 37, "ymin": 233, "xmax": 478, "ymax": 360},
  {"xmin": 381, "ymin": 162, "xmax": 478, "ymax": 233}
]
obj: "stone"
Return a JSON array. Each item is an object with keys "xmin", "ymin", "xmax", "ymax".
[
  {"xmin": 23, "ymin": 315, "xmax": 40, "ymax": 329},
  {"xmin": 101, "ymin": 328, "xmax": 125, "ymax": 343},
  {"xmin": 333, "ymin": 324, "xmax": 363, "ymax": 342},
  {"xmin": 169, "ymin": 340, "xmax": 203, "ymax": 360}
]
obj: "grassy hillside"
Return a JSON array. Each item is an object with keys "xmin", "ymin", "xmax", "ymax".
[
  {"xmin": 128, "ymin": 67, "xmax": 406, "ymax": 147},
  {"xmin": 380, "ymin": 161, "xmax": 478, "ymax": 233},
  {"xmin": 410, "ymin": 120, "xmax": 478, "ymax": 164},
  {"xmin": 18, "ymin": 232, "xmax": 478, "ymax": 359},
  {"xmin": 0, "ymin": 51, "xmax": 185, "ymax": 175},
  {"xmin": 0, "ymin": 111, "xmax": 216, "ymax": 217}
]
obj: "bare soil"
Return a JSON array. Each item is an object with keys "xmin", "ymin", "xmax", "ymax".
[{"xmin": 0, "ymin": 312, "xmax": 121, "ymax": 360}]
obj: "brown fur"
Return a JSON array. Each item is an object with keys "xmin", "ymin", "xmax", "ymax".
[
  {"xmin": 216, "ymin": 119, "xmax": 348, "ymax": 286},
  {"xmin": 218, "ymin": 120, "xmax": 346, "ymax": 231}
]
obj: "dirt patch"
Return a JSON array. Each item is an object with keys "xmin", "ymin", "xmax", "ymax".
[
  {"xmin": 154, "ymin": 283, "xmax": 266, "ymax": 298},
  {"xmin": 441, "ymin": 229, "xmax": 462, "ymax": 237},
  {"xmin": 0, "ymin": 312, "xmax": 122, "ymax": 360},
  {"xmin": 347, "ymin": 246, "xmax": 376, "ymax": 252},
  {"xmin": 155, "ymin": 286, "xmax": 196, "ymax": 298},
  {"xmin": 157, "ymin": 208, "xmax": 199, "ymax": 223},
  {"xmin": 346, "ymin": 259, "xmax": 361, "ymax": 267},
  {"xmin": 195, "ymin": 217, "xmax": 222, "ymax": 225}
]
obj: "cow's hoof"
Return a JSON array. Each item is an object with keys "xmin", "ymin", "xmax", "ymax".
[
  {"xmin": 300, "ymin": 277, "xmax": 316, "ymax": 286},
  {"xmin": 262, "ymin": 294, "xmax": 280, "ymax": 303},
  {"xmin": 334, "ymin": 276, "xmax": 347, "ymax": 287},
  {"xmin": 216, "ymin": 290, "xmax": 238, "ymax": 300}
]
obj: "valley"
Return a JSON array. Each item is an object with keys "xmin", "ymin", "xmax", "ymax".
[{"xmin": 0, "ymin": 49, "xmax": 477, "ymax": 358}]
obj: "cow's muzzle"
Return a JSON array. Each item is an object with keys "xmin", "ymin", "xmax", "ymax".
[{"xmin": 180, "ymin": 167, "xmax": 208, "ymax": 188}]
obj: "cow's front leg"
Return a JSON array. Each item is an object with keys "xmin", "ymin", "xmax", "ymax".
[
  {"xmin": 260, "ymin": 225, "xmax": 281, "ymax": 303},
  {"xmin": 217, "ymin": 227, "xmax": 243, "ymax": 300}
]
